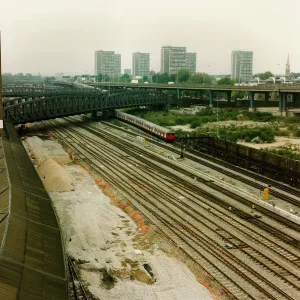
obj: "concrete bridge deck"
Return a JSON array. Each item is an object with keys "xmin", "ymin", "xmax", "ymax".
[{"xmin": 90, "ymin": 82, "xmax": 300, "ymax": 93}]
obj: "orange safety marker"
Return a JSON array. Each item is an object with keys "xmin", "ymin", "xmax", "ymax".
[
  {"xmin": 263, "ymin": 188, "xmax": 269, "ymax": 201},
  {"xmin": 198, "ymin": 280, "xmax": 221, "ymax": 300},
  {"xmin": 68, "ymin": 153, "xmax": 150, "ymax": 232},
  {"xmin": 93, "ymin": 176, "xmax": 149, "ymax": 232}
]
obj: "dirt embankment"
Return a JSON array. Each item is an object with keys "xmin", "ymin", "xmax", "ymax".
[{"xmin": 37, "ymin": 158, "xmax": 74, "ymax": 192}]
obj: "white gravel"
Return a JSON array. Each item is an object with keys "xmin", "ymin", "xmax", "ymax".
[{"xmin": 23, "ymin": 136, "xmax": 214, "ymax": 300}]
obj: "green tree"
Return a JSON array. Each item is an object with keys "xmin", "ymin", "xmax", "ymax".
[
  {"xmin": 44, "ymin": 77, "xmax": 55, "ymax": 84},
  {"xmin": 161, "ymin": 72, "xmax": 172, "ymax": 83},
  {"xmin": 217, "ymin": 77, "xmax": 235, "ymax": 85},
  {"xmin": 169, "ymin": 74, "xmax": 176, "ymax": 82},
  {"xmin": 152, "ymin": 73, "xmax": 159, "ymax": 83},
  {"xmin": 232, "ymin": 91, "xmax": 247, "ymax": 100},
  {"xmin": 188, "ymin": 73, "xmax": 212, "ymax": 85},
  {"xmin": 120, "ymin": 73, "xmax": 131, "ymax": 83},
  {"xmin": 254, "ymin": 71, "xmax": 274, "ymax": 80},
  {"xmin": 96, "ymin": 73, "xmax": 103, "ymax": 82},
  {"xmin": 291, "ymin": 73, "xmax": 300, "ymax": 79},
  {"xmin": 152, "ymin": 72, "xmax": 175, "ymax": 84},
  {"xmin": 103, "ymin": 74, "xmax": 110, "ymax": 82},
  {"xmin": 142, "ymin": 76, "xmax": 148, "ymax": 82},
  {"xmin": 177, "ymin": 69, "xmax": 190, "ymax": 83}
]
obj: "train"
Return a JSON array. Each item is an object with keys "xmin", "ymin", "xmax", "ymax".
[{"xmin": 115, "ymin": 111, "xmax": 176, "ymax": 142}]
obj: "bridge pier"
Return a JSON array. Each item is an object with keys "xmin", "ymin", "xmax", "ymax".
[
  {"xmin": 282, "ymin": 94, "xmax": 287, "ymax": 113},
  {"xmin": 209, "ymin": 90, "xmax": 213, "ymax": 107},
  {"xmin": 176, "ymin": 88, "xmax": 180, "ymax": 100},
  {"xmin": 91, "ymin": 110, "xmax": 98, "ymax": 119},
  {"xmin": 279, "ymin": 93, "xmax": 282, "ymax": 111},
  {"xmin": 293, "ymin": 93, "xmax": 300, "ymax": 107},
  {"xmin": 264, "ymin": 92, "xmax": 269, "ymax": 103},
  {"xmin": 102, "ymin": 110, "xmax": 110, "ymax": 120},
  {"xmin": 249, "ymin": 92, "xmax": 255, "ymax": 112},
  {"xmin": 200, "ymin": 90, "xmax": 204, "ymax": 101},
  {"xmin": 279, "ymin": 93, "xmax": 287, "ymax": 115},
  {"xmin": 227, "ymin": 91, "xmax": 231, "ymax": 102}
]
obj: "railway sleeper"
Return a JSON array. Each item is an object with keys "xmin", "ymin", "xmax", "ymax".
[{"xmin": 285, "ymin": 239, "xmax": 300, "ymax": 245}]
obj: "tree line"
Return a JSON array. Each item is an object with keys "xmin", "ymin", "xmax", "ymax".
[{"xmin": 4, "ymin": 69, "xmax": 299, "ymax": 86}]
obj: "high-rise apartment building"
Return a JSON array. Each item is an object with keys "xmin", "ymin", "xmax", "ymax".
[
  {"xmin": 114, "ymin": 54, "xmax": 121, "ymax": 76},
  {"xmin": 161, "ymin": 46, "xmax": 187, "ymax": 74},
  {"xmin": 94, "ymin": 50, "xmax": 121, "ymax": 77},
  {"xmin": 132, "ymin": 52, "xmax": 150, "ymax": 77},
  {"xmin": 186, "ymin": 52, "xmax": 196, "ymax": 74},
  {"xmin": 160, "ymin": 46, "xmax": 196, "ymax": 75},
  {"xmin": 231, "ymin": 51, "xmax": 253, "ymax": 82}
]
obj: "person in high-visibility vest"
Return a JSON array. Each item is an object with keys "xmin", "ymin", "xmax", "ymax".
[{"xmin": 264, "ymin": 188, "xmax": 269, "ymax": 201}]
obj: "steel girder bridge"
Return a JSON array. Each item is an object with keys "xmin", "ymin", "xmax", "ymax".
[
  {"xmin": 3, "ymin": 90, "xmax": 169, "ymax": 124},
  {"xmin": 2, "ymin": 86, "xmax": 100, "ymax": 97}
]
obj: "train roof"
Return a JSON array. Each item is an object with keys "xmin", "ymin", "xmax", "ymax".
[{"xmin": 118, "ymin": 111, "xmax": 175, "ymax": 134}]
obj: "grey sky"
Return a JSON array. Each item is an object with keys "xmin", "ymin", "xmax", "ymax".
[{"xmin": 0, "ymin": 0, "xmax": 299, "ymax": 75}]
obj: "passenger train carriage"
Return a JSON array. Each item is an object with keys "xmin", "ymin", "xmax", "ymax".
[{"xmin": 116, "ymin": 111, "xmax": 176, "ymax": 142}]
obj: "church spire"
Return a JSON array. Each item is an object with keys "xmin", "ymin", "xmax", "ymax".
[{"xmin": 285, "ymin": 54, "xmax": 291, "ymax": 79}]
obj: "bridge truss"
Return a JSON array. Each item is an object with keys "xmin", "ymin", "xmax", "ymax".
[{"xmin": 3, "ymin": 90, "xmax": 169, "ymax": 124}]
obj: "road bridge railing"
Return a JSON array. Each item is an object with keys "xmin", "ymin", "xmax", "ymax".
[{"xmin": 90, "ymin": 82, "xmax": 300, "ymax": 93}]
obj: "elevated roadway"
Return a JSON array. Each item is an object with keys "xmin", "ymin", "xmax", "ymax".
[
  {"xmin": 90, "ymin": 82, "xmax": 300, "ymax": 93},
  {"xmin": 89, "ymin": 82, "xmax": 300, "ymax": 112}
]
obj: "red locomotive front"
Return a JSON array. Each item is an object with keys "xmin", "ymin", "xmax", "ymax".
[{"xmin": 166, "ymin": 132, "xmax": 176, "ymax": 141}]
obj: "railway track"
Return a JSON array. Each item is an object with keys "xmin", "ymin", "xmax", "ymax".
[
  {"xmin": 68, "ymin": 256, "xmax": 90, "ymax": 300},
  {"xmin": 42, "ymin": 118, "xmax": 300, "ymax": 299},
  {"xmin": 103, "ymin": 120, "xmax": 300, "ymax": 205},
  {"xmin": 66, "ymin": 118, "xmax": 300, "ymax": 234}
]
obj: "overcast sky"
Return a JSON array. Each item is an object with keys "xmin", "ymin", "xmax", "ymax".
[{"xmin": 0, "ymin": 0, "xmax": 299, "ymax": 75}]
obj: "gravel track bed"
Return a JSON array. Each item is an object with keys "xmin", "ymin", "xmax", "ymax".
[
  {"xmin": 43, "ymin": 118, "xmax": 300, "ymax": 300},
  {"xmin": 103, "ymin": 120, "xmax": 300, "ymax": 204}
]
